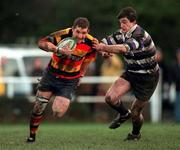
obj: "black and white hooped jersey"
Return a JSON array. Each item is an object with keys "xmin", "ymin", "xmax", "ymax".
[{"xmin": 102, "ymin": 24, "xmax": 159, "ymax": 74}]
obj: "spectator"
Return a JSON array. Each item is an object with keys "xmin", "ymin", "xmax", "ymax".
[
  {"xmin": 0, "ymin": 58, "xmax": 5, "ymax": 96},
  {"xmin": 171, "ymin": 49, "xmax": 180, "ymax": 122},
  {"xmin": 30, "ymin": 58, "xmax": 43, "ymax": 95},
  {"xmin": 98, "ymin": 54, "xmax": 124, "ymax": 95},
  {"xmin": 155, "ymin": 48, "xmax": 172, "ymax": 110}
]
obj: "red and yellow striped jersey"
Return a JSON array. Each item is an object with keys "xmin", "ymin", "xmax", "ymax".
[{"xmin": 47, "ymin": 28, "xmax": 96, "ymax": 79}]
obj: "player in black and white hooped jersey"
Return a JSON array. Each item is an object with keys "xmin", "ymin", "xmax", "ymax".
[{"xmin": 93, "ymin": 6, "xmax": 159, "ymax": 141}]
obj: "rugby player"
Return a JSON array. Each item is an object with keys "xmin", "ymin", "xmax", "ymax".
[
  {"xmin": 93, "ymin": 7, "xmax": 159, "ymax": 141},
  {"xmin": 26, "ymin": 17, "xmax": 96, "ymax": 142}
]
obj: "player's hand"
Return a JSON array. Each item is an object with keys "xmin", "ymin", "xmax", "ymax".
[
  {"xmin": 92, "ymin": 38, "xmax": 99, "ymax": 45},
  {"xmin": 101, "ymin": 52, "xmax": 113, "ymax": 59},
  {"xmin": 56, "ymin": 45, "xmax": 73, "ymax": 56},
  {"xmin": 92, "ymin": 38, "xmax": 105, "ymax": 51}
]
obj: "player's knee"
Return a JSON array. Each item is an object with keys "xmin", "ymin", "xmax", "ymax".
[
  {"xmin": 105, "ymin": 94, "xmax": 117, "ymax": 105},
  {"xmin": 32, "ymin": 96, "xmax": 49, "ymax": 115},
  {"xmin": 53, "ymin": 108, "xmax": 67, "ymax": 118},
  {"xmin": 53, "ymin": 111, "xmax": 63, "ymax": 118},
  {"xmin": 105, "ymin": 94, "xmax": 112, "ymax": 104},
  {"xmin": 52, "ymin": 103, "xmax": 69, "ymax": 118}
]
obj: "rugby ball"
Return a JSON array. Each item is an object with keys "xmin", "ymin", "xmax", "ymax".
[{"xmin": 57, "ymin": 37, "xmax": 77, "ymax": 51}]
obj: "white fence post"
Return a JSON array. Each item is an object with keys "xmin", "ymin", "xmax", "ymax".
[{"xmin": 150, "ymin": 71, "xmax": 162, "ymax": 123}]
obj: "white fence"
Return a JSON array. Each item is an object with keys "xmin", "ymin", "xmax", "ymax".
[{"xmin": 0, "ymin": 76, "xmax": 162, "ymax": 123}]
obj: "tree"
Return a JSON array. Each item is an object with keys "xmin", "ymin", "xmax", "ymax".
[{"xmin": 1, "ymin": 0, "xmax": 180, "ymax": 61}]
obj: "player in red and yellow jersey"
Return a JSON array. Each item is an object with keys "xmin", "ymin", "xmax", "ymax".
[
  {"xmin": 26, "ymin": 17, "xmax": 96, "ymax": 143},
  {"xmin": 46, "ymin": 27, "xmax": 96, "ymax": 79}
]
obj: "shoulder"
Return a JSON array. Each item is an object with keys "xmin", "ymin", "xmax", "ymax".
[
  {"xmin": 112, "ymin": 30, "xmax": 124, "ymax": 41},
  {"xmin": 48, "ymin": 28, "xmax": 73, "ymax": 44},
  {"xmin": 84, "ymin": 34, "xmax": 94, "ymax": 46},
  {"xmin": 103, "ymin": 29, "xmax": 123, "ymax": 44},
  {"xmin": 113, "ymin": 29, "xmax": 122, "ymax": 36},
  {"xmin": 50, "ymin": 28, "xmax": 72, "ymax": 37},
  {"xmin": 86, "ymin": 34, "xmax": 94, "ymax": 41},
  {"xmin": 132, "ymin": 25, "xmax": 146, "ymax": 38}
]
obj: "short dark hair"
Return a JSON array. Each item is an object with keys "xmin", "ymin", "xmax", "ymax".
[
  {"xmin": 117, "ymin": 7, "xmax": 137, "ymax": 22},
  {"xmin": 72, "ymin": 17, "xmax": 90, "ymax": 29}
]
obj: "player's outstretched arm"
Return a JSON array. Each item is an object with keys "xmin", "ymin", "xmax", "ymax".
[
  {"xmin": 92, "ymin": 38, "xmax": 127, "ymax": 54},
  {"xmin": 38, "ymin": 37, "xmax": 58, "ymax": 53}
]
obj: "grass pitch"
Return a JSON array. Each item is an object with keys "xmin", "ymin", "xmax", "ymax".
[{"xmin": 0, "ymin": 123, "xmax": 179, "ymax": 150}]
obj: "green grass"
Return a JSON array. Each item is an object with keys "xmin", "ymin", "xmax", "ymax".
[{"xmin": 0, "ymin": 123, "xmax": 180, "ymax": 150}]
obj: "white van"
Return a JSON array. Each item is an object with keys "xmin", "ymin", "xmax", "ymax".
[{"xmin": 0, "ymin": 46, "xmax": 51, "ymax": 97}]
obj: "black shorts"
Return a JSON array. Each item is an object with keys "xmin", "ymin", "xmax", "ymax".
[
  {"xmin": 37, "ymin": 71, "xmax": 79, "ymax": 100},
  {"xmin": 121, "ymin": 70, "xmax": 159, "ymax": 101}
]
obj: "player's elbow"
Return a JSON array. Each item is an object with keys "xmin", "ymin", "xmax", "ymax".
[{"xmin": 37, "ymin": 39, "xmax": 45, "ymax": 50}]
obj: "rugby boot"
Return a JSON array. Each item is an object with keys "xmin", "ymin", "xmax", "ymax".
[{"xmin": 109, "ymin": 109, "xmax": 131, "ymax": 129}]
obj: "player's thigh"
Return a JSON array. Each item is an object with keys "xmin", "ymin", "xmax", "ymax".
[{"xmin": 106, "ymin": 77, "xmax": 131, "ymax": 102}]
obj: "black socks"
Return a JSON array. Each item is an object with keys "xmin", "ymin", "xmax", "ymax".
[{"xmin": 107, "ymin": 100, "xmax": 129, "ymax": 115}]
